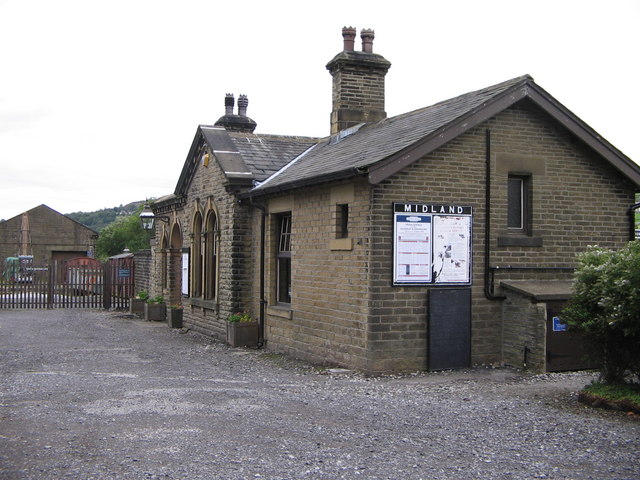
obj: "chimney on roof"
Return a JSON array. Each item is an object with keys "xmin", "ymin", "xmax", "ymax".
[
  {"xmin": 237, "ymin": 94, "xmax": 249, "ymax": 116},
  {"xmin": 361, "ymin": 29, "xmax": 374, "ymax": 53},
  {"xmin": 342, "ymin": 26, "xmax": 356, "ymax": 51},
  {"xmin": 326, "ymin": 27, "xmax": 391, "ymax": 135},
  {"xmin": 224, "ymin": 93, "xmax": 234, "ymax": 115},
  {"xmin": 214, "ymin": 93, "xmax": 257, "ymax": 133}
]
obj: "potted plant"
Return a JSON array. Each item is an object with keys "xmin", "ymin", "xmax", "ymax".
[
  {"xmin": 226, "ymin": 311, "xmax": 259, "ymax": 348},
  {"xmin": 168, "ymin": 304, "xmax": 183, "ymax": 329},
  {"xmin": 144, "ymin": 295, "xmax": 166, "ymax": 322},
  {"xmin": 130, "ymin": 291, "xmax": 149, "ymax": 317}
]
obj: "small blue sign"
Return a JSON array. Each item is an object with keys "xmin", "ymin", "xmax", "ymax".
[
  {"xmin": 118, "ymin": 269, "xmax": 131, "ymax": 278},
  {"xmin": 552, "ymin": 316, "xmax": 567, "ymax": 332}
]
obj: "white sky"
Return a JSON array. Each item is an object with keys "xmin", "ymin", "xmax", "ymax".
[{"xmin": 1, "ymin": 0, "xmax": 639, "ymax": 221}]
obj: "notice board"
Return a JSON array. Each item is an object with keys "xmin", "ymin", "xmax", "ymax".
[
  {"xmin": 428, "ymin": 288, "xmax": 471, "ymax": 370},
  {"xmin": 393, "ymin": 203, "xmax": 472, "ymax": 285}
]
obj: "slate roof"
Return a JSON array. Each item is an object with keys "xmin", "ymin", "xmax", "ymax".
[
  {"xmin": 226, "ymin": 132, "xmax": 319, "ymax": 182},
  {"xmin": 250, "ymin": 74, "xmax": 640, "ymax": 195},
  {"xmin": 171, "ymin": 126, "xmax": 318, "ymax": 199},
  {"xmin": 162, "ymin": 73, "xmax": 639, "ymax": 210}
]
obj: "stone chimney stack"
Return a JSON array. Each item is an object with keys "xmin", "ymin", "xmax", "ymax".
[
  {"xmin": 214, "ymin": 93, "xmax": 257, "ymax": 133},
  {"xmin": 326, "ymin": 27, "xmax": 391, "ymax": 135}
]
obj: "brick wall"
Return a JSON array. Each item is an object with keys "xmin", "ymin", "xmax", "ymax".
[
  {"xmin": 152, "ymin": 145, "xmax": 258, "ymax": 343},
  {"xmin": 133, "ymin": 249, "xmax": 151, "ymax": 295},
  {"xmin": 258, "ymin": 103, "xmax": 635, "ymax": 373},
  {"xmin": 263, "ymin": 179, "xmax": 372, "ymax": 370},
  {"xmin": 366, "ymin": 102, "xmax": 636, "ymax": 372}
]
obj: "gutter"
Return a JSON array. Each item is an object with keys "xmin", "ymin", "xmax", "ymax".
[{"xmin": 239, "ymin": 166, "xmax": 368, "ymax": 201}]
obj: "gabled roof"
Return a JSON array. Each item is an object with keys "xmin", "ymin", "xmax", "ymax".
[
  {"xmin": 1, "ymin": 204, "xmax": 98, "ymax": 234},
  {"xmin": 249, "ymin": 75, "xmax": 640, "ymax": 196},
  {"xmin": 173, "ymin": 125, "xmax": 318, "ymax": 197}
]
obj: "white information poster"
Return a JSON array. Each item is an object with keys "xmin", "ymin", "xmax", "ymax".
[
  {"xmin": 393, "ymin": 204, "xmax": 472, "ymax": 285},
  {"xmin": 394, "ymin": 214, "xmax": 432, "ymax": 283},
  {"xmin": 432, "ymin": 215, "xmax": 471, "ymax": 283}
]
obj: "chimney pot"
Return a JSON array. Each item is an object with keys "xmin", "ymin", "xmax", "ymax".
[
  {"xmin": 361, "ymin": 28, "xmax": 374, "ymax": 53},
  {"xmin": 342, "ymin": 26, "xmax": 356, "ymax": 51},
  {"xmin": 237, "ymin": 94, "xmax": 249, "ymax": 116},
  {"xmin": 224, "ymin": 93, "xmax": 234, "ymax": 115}
]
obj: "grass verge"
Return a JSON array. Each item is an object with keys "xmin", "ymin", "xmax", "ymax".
[{"xmin": 578, "ymin": 382, "xmax": 640, "ymax": 414}]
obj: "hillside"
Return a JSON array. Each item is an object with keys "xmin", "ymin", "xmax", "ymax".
[{"xmin": 66, "ymin": 201, "xmax": 145, "ymax": 232}]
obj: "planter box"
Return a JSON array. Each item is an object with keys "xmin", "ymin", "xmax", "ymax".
[
  {"xmin": 130, "ymin": 298, "xmax": 146, "ymax": 318},
  {"xmin": 168, "ymin": 308, "xmax": 183, "ymax": 329},
  {"xmin": 227, "ymin": 321, "xmax": 259, "ymax": 348},
  {"xmin": 144, "ymin": 302, "xmax": 166, "ymax": 322}
]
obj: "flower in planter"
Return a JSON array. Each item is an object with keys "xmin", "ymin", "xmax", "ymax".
[
  {"xmin": 227, "ymin": 311, "xmax": 253, "ymax": 323},
  {"xmin": 147, "ymin": 295, "xmax": 165, "ymax": 304},
  {"xmin": 169, "ymin": 304, "xmax": 183, "ymax": 310}
]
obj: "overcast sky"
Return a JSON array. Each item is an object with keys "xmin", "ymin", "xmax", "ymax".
[{"xmin": 1, "ymin": 0, "xmax": 638, "ymax": 221}]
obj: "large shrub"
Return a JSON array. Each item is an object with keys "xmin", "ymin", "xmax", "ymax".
[
  {"xmin": 95, "ymin": 209, "xmax": 151, "ymax": 259},
  {"xmin": 562, "ymin": 242, "xmax": 640, "ymax": 384}
]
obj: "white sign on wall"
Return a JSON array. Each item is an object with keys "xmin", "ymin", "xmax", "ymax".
[{"xmin": 393, "ymin": 203, "xmax": 472, "ymax": 285}]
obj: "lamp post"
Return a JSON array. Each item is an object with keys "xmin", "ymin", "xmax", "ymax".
[
  {"xmin": 139, "ymin": 203, "xmax": 169, "ymax": 231},
  {"xmin": 139, "ymin": 203, "xmax": 156, "ymax": 230}
]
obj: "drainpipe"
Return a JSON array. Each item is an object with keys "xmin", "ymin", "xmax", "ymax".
[
  {"xmin": 628, "ymin": 202, "xmax": 640, "ymax": 241},
  {"xmin": 484, "ymin": 129, "xmax": 506, "ymax": 301},
  {"xmin": 249, "ymin": 198, "xmax": 267, "ymax": 347}
]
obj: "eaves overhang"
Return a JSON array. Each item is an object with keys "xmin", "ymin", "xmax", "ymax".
[
  {"xmin": 240, "ymin": 166, "xmax": 363, "ymax": 200},
  {"xmin": 368, "ymin": 79, "xmax": 640, "ymax": 187}
]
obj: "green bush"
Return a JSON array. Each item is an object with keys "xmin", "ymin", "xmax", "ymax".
[
  {"xmin": 562, "ymin": 242, "xmax": 640, "ymax": 384},
  {"xmin": 136, "ymin": 291, "xmax": 149, "ymax": 301}
]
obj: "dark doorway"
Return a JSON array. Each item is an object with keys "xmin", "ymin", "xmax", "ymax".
[
  {"xmin": 546, "ymin": 301, "xmax": 596, "ymax": 372},
  {"xmin": 428, "ymin": 288, "xmax": 471, "ymax": 370}
]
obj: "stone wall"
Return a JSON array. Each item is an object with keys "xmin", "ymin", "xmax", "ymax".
[
  {"xmin": 133, "ymin": 249, "xmax": 151, "ymax": 296},
  {"xmin": 501, "ymin": 290, "xmax": 546, "ymax": 371},
  {"xmin": 151, "ymin": 142, "xmax": 257, "ymax": 344},
  {"xmin": 263, "ymin": 180, "xmax": 372, "ymax": 370},
  {"xmin": 363, "ymin": 102, "xmax": 635, "ymax": 372}
]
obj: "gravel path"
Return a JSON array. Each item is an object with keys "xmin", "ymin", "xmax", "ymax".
[{"xmin": 1, "ymin": 309, "xmax": 638, "ymax": 480}]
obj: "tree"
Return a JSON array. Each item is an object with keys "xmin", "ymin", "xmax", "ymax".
[
  {"xmin": 95, "ymin": 208, "xmax": 151, "ymax": 259},
  {"xmin": 562, "ymin": 242, "xmax": 640, "ymax": 384}
]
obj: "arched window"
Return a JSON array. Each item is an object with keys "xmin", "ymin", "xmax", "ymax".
[
  {"xmin": 191, "ymin": 213, "xmax": 202, "ymax": 297},
  {"xmin": 160, "ymin": 230, "xmax": 169, "ymax": 289},
  {"xmin": 203, "ymin": 210, "xmax": 218, "ymax": 300}
]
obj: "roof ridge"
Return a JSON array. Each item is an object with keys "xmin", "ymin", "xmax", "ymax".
[{"xmin": 384, "ymin": 74, "xmax": 534, "ymax": 124}]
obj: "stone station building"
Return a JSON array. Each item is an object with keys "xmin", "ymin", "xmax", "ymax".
[{"xmin": 146, "ymin": 28, "xmax": 640, "ymax": 374}]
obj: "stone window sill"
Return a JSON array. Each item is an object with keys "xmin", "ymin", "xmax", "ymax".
[
  {"xmin": 190, "ymin": 298, "xmax": 219, "ymax": 311},
  {"xmin": 497, "ymin": 235, "xmax": 543, "ymax": 247},
  {"xmin": 330, "ymin": 237, "xmax": 353, "ymax": 251},
  {"xmin": 267, "ymin": 305, "xmax": 292, "ymax": 320}
]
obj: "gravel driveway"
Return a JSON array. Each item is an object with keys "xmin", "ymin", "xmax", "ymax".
[{"xmin": 1, "ymin": 309, "xmax": 638, "ymax": 480}]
